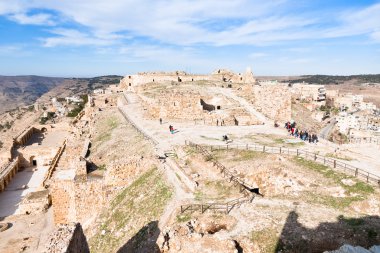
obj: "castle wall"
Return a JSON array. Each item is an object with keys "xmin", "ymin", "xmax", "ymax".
[{"xmin": 51, "ymin": 179, "xmax": 105, "ymax": 225}]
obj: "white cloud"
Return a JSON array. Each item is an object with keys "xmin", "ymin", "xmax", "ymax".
[
  {"xmin": 42, "ymin": 29, "xmax": 115, "ymax": 47},
  {"xmin": 9, "ymin": 13, "xmax": 55, "ymax": 25},
  {"xmin": 1, "ymin": 0, "xmax": 380, "ymax": 47}
]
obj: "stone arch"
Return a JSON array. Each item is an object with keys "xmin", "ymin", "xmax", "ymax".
[{"xmin": 41, "ymin": 127, "xmax": 47, "ymax": 133}]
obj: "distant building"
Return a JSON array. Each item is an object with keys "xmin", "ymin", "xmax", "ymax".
[{"xmin": 290, "ymin": 83, "xmax": 326, "ymax": 102}]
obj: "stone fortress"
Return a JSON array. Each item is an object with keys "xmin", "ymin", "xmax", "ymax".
[
  {"xmin": 0, "ymin": 67, "xmax": 379, "ymax": 253},
  {"xmin": 121, "ymin": 67, "xmax": 291, "ymax": 125}
]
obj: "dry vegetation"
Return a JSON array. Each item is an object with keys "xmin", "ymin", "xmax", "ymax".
[
  {"xmin": 89, "ymin": 168, "xmax": 173, "ymax": 253},
  {"xmin": 176, "ymin": 146, "xmax": 380, "ymax": 252}
]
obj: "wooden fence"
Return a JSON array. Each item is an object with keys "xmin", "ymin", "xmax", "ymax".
[
  {"xmin": 188, "ymin": 141, "xmax": 256, "ymax": 195},
  {"xmin": 186, "ymin": 141, "xmax": 380, "ymax": 187},
  {"xmin": 350, "ymin": 137, "xmax": 380, "ymax": 145},
  {"xmin": 180, "ymin": 196, "xmax": 253, "ymax": 214}
]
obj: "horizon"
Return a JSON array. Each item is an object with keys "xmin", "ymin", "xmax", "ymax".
[
  {"xmin": 1, "ymin": 0, "xmax": 380, "ymax": 76},
  {"xmin": 2, "ymin": 72, "xmax": 380, "ymax": 79}
]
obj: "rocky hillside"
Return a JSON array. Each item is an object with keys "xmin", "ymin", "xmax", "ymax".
[
  {"xmin": 0, "ymin": 75, "xmax": 123, "ymax": 114},
  {"xmin": 0, "ymin": 75, "xmax": 65, "ymax": 113}
]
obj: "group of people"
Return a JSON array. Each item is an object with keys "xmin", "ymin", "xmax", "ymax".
[{"xmin": 285, "ymin": 121, "xmax": 319, "ymax": 143}]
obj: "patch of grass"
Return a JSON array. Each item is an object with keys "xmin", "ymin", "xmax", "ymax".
[
  {"xmin": 211, "ymin": 148, "xmax": 267, "ymax": 162},
  {"xmin": 326, "ymin": 153, "xmax": 353, "ymax": 161},
  {"xmin": 293, "ymin": 157, "xmax": 374, "ymax": 195},
  {"xmin": 293, "ymin": 157, "xmax": 374, "ymax": 209},
  {"xmin": 97, "ymin": 164, "xmax": 106, "ymax": 171},
  {"xmin": 90, "ymin": 168, "xmax": 172, "ymax": 253},
  {"xmin": 194, "ymin": 190, "xmax": 204, "ymax": 201},
  {"xmin": 175, "ymin": 173, "xmax": 182, "ymax": 183},
  {"xmin": 251, "ymin": 227, "xmax": 279, "ymax": 253},
  {"xmin": 176, "ymin": 213, "xmax": 192, "ymax": 223},
  {"xmin": 302, "ymin": 192, "xmax": 364, "ymax": 210},
  {"xmin": 204, "ymin": 154, "xmax": 214, "ymax": 162},
  {"xmin": 342, "ymin": 216, "xmax": 364, "ymax": 227},
  {"xmin": 232, "ymin": 149, "xmax": 267, "ymax": 161}
]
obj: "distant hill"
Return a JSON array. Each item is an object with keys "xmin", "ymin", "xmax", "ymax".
[
  {"xmin": 0, "ymin": 75, "xmax": 123, "ymax": 114},
  {"xmin": 287, "ymin": 74, "xmax": 380, "ymax": 85}
]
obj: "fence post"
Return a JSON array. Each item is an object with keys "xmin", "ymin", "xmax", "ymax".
[
  {"xmin": 226, "ymin": 204, "xmax": 229, "ymax": 214},
  {"xmin": 334, "ymin": 160, "xmax": 336, "ymax": 168},
  {"xmin": 201, "ymin": 204, "xmax": 204, "ymax": 213},
  {"xmin": 324, "ymin": 157, "xmax": 326, "ymax": 164},
  {"xmin": 314, "ymin": 154, "xmax": 317, "ymax": 161},
  {"xmin": 227, "ymin": 145, "xmax": 229, "ymax": 150},
  {"xmin": 355, "ymin": 168, "xmax": 358, "ymax": 177},
  {"xmin": 246, "ymin": 144, "xmax": 248, "ymax": 150},
  {"xmin": 180, "ymin": 206, "xmax": 183, "ymax": 213},
  {"xmin": 296, "ymin": 149, "xmax": 299, "ymax": 156},
  {"xmin": 279, "ymin": 147, "xmax": 282, "ymax": 154},
  {"xmin": 367, "ymin": 173, "xmax": 369, "ymax": 183},
  {"xmin": 263, "ymin": 146, "xmax": 266, "ymax": 152}
]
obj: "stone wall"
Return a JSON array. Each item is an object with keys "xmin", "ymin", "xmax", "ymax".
[
  {"xmin": 120, "ymin": 68, "xmax": 256, "ymax": 89},
  {"xmin": 120, "ymin": 72, "xmax": 212, "ymax": 89},
  {"xmin": 45, "ymin": 223, "xmax": 90, "ymax": 253},
  {"xmin": 142, "ymin": 91, "xmax": 260, "ymax": 125},
  {"xmin": 250, "ymin": 84, "xmax": 292, "ymax": 122},
  {"xmin": 51, "ymin": 179, "xmax": 105, "ymax": 225},
  {"xmin": 18, "ymin": 189, "xmax": 50, "ymax": 215},
  {"xmin": 143, "ymin": 91, "xmax": 204, "ymax": 121}
]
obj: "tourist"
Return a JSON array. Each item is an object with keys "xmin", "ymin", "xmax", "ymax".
[
  {"xmin": 169, "ymin": 125, "xmax": 173, "ymax": 134},
  {"xmin": 216, "ymin": 119, "xmax": 219, "ymax": 126},
  {"xmin": 160, "ymin": 118, "xmax": 162, "ymax": 125}
]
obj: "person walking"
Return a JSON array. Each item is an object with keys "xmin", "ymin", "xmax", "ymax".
[
  {"xmin": 169, "ymin": 125, "xmax": 173, "ymax": 134},
  {"xmin": 216, "ymin": 119, "xmax": 219, "ymax": 126},
  {"xmin": 160, "ymin": 118, "xmax": 162, "ymax": 125}
]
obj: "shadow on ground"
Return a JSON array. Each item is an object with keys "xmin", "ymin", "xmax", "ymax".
[
  {"xmin": 117, "ymin": 220, "xmax": 160, "ymax": 253},
  {"xmin": 275, "ymin": 211, "xmax": 380, "ymax": 253}
]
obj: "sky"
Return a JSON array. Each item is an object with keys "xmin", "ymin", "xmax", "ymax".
[{"xmin": 0, "ymin": 0, "xmax": 380, "ymax": 77}]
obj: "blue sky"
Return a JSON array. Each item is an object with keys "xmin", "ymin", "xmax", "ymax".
[{"xmin": 0, "ymin": 0, "xmax": 379, "ymax": 77}]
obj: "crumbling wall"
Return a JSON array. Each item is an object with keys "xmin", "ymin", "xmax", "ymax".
[
  {"xmin": 143, "ymin": 91, "xmax": 204, "ymax": 120},
  {"xmin": 104, "ymin": 156, "xmax": 155, "ymax": 187},
  {"xmin": 51, "ymin": 179, "xmax": 105, "ymax": 225},
  {"xmin": 51, "ymin": 180, "xmax": 76, "ymax": 224},
  {"xmin": 45, "ymin": 223, "xmax": 89, "ymax": 253},
  {"xmin": 120, "ymin": 72, "xmax": 212, "ymax": 89}
]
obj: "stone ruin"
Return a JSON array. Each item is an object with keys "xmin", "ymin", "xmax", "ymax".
[
  {"xmin": 44, "ymin": 223, "xmax": 89, "ymax": 253},
  {"xmin": 141, "ymin": 90, "xmax": 261, "ymax": 126},
  {"xmin": 119, "ymin": 68, "xmax": 257, "ymax": 90}
]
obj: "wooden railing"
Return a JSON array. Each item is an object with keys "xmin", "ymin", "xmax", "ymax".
[
  {"xmin": 42, "ymin": 139, "xmax": 67, "ymax": 187},
  {"xmin": 180, "ymin": 196, "xmax": 254, "ymax": 214},
  {"xmin": 187, "ymin": 141, "xmax": 255, "ymax": 195},
  {"xmin": 350, "ymin": 137, "xmax": 380, "ymax": 145},
  {"xmin": 187, "ymin": 141, "xmax": 380, "ymax": 187}
]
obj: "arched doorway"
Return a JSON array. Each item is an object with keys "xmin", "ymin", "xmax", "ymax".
[
  {"xmin": 41, "ymin": 127, "xmax": 47, "ymax": 133},
  {"xmin": 30, "ymin": 156, "xmax": 37, "ymax": 166}
]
